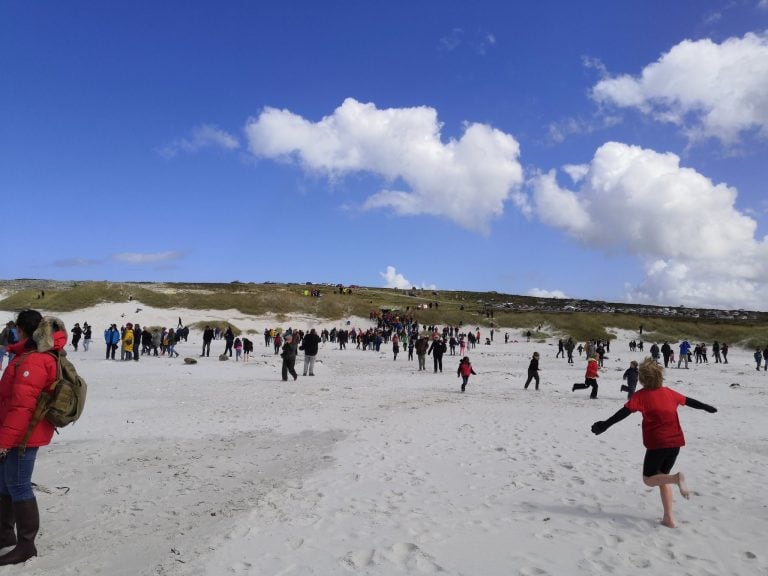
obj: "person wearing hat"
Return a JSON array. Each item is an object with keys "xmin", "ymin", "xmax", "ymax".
[{"xmin": 524, "ymin": 352, "xmax": 541, "ymax": 390}]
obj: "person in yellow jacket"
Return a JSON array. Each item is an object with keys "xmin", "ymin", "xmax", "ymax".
[{"xmin": 122, "ymin": 323, "xmax": 134, "ymax": 361}]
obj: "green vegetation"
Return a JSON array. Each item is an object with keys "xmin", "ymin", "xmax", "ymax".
[{"xmin": 1, "ymin": 281, "xmax": 766, "ymax": 348}]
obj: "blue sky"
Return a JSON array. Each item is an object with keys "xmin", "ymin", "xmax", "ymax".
[{"xmin": 2, "ymin": 1, "xmax": 768, "ymax": 310}]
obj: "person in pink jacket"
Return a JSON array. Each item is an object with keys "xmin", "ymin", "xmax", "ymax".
[{"xmin": 0, "ymin": 310, "xmax": 67, "ymax": 565}]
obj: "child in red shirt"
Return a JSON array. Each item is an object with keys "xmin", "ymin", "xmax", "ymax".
[
  {"xmin": 572, "ymin": 354, "xmax": 599, "ymax": 398},
  {"xmin": 457, "ymin": 356, "xmax": 477, "ymax": 393},
  {"xmin": 591, "ymin": 358, "xmax": 717, "ymax": 528}
]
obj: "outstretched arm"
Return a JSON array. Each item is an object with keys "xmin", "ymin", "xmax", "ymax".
[
  {"xmin": 685, "ymin": 397, "xmax": 717, "ymax": 413},
  {"xmin": 591, "ymin": 407, "xmax": 631, "ymax": 435}
]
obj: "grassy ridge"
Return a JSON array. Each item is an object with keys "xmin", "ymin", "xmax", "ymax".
[{"xmin": 1, "ymin": 282, "xmax": 766, "ymax": 348}]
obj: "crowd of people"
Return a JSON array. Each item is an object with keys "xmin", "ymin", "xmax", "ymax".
[{"xmin": 0, "ymin": 303, "xmax": 765, "ymax": 569}]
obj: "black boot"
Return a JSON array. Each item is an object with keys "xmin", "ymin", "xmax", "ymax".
[
  {"xmin": 0, "ymin": 499, "xmax": 38, "ymax": 565},
  {"xmin": 0, "ymin": 497, "xmax": 15, "ymax": 549}
]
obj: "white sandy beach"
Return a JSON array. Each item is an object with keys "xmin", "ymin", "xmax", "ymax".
[{"xmin": 1, "ymin": 301, "xmax": 766, "ymax": 576}]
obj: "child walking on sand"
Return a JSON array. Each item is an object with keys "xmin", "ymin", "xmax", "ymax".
[
  {"xmin": 457, "ymin": 356, "xmax": 477, "ymax": 393},
  {"xmin": 621, "ymin": 360, "xmax": 639, "ymax": 399},
  {"xmin": 591, "ymin": 358, "xmax": 717, "ymax": 528}
]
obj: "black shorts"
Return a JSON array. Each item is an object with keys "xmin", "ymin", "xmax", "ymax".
[{"xmin": 643, "ymin": 447, "xmax": 680, "ymax": 477}]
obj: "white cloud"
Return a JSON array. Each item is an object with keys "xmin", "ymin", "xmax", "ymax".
[
  {"xmin": 112, "ymin": 251, "xmax": 184, "ymax": 264},
  {"xmin": 527, "ymin": 288, "xmax": 568, "ymax": 299},
  {"xmin": 758, "ymin": 0, "xmax": 768, "ymax": 9},
  {"xmin": 54, "ymin": 257, "xmax": 102, "ymax": 267},
  {"xmin": 245, "ymin": 98, "xmax": 524, "ymax": 232},
  {"xmin": 159, "ymin": 124, "xmax": 239, "ymax": 158},
  {"xmin": 531, "ymin": 141, "xmax": 768, "ymax": 310},
  {"xmin": 380, "ymin": 266, "xmax": 436, "ymax": 290},
  {"xmin": 591, "ymin": 32, "xmax": 768, "ymax": 144}
]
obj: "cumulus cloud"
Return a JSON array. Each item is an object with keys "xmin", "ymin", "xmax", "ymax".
[
  {"xmin": 112, "ymin": 251, "xmax": 184, "ymax": 265},
  {"xmin": 591, "ymin": 32, "xmax": 768, "ymax": 144},
  {"xmin": 531, "ymin": 141, "xmax": 768, "ymax": 310},
  {"xmin": 245, "ymin": 98, "xmax": 524, "ymax": 232},
  {"xmin": 159, "ymin": 124, "xmax": 239, "ymax": 158},
  {"xmin": 527, "ymin": 288, "xmax": 568, "ymax": 299},
  {"xmin": 380, "ymin": 266, "xmax": 436, "ymax": 290}
]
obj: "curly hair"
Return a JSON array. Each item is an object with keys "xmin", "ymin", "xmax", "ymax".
[{"xmin": 639, "ymin": 357, "xmax": 664, "ymax": 389}]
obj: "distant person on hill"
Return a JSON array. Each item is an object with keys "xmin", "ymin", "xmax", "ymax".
[
  {"xmin": 457, "ymin": 356, "xmax": 477, "ymax": 393},
  {"xmin": 591, "ymin": 358, "xmax": 717, "ymax": 528},
  {"xmin": 523, "ymin": 352, "xmax": 540, "ymax": 391},
  {"xmin": 572, "ymin": 353, "xmax": 599, "ymax": 399}
]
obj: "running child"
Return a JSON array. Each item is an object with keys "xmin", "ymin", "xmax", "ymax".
[{"xmin": 591, "ymin": 358, "xmax": 717, "ymax": 528}]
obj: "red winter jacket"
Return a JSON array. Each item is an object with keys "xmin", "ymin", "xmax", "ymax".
[{"xmin": 0, "ymin": 324, "xmax": 67, "ymax": 449}]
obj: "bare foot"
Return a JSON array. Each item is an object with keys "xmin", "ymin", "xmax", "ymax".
[
  {"xmin": 661, "ymin": 516, "xmax": 677, "ymax": 529},
  {"xmin": 678, "ymin": 472, "xmax": 690, "ymax": 500}
]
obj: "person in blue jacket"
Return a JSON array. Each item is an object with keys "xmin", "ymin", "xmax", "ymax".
[
  {"xmin": 104, "ymin": 324, "xmax": 120, "ymax": 360},
  {"xmin": 677, "ymin": 339, "xmax": 691, "ymax": 369}
]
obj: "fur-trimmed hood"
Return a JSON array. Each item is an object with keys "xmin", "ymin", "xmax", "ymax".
[{"xmin": 32, "ymin": 315, "xmax": 68, "ymax": 353}]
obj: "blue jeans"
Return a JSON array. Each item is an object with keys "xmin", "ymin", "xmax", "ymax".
[{"xmin": 0, "ymin": 447, "xmax": 38, "ymax": 501}]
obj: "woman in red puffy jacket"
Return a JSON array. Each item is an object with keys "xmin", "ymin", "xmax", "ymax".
[{"xmin": 0, "ymin": 310, "xmax": 67, "ymax": 565}]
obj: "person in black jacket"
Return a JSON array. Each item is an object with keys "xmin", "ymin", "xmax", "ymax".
[
  {"xmin": 281, "ymin": 335, "xmax": 298, "ymax": 381},
  {"xmin": 524, "ymin": 352, "xmax": 540, "ymax": 390},
  {"xmin": 300, "ymin": 328, "xmax": 321, "ymax": 376},
  {"xmin": 202, "ymin": 326, "xmax": 214, "ymax": 357},
  {"xmin": 427, "ymin": 337, "xmax": 446, "ymax": 373}
]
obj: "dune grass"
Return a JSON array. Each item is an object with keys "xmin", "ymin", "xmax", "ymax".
[{"xmin": 1, "ymin": 281, "xmax": 766, "ymax": 348}]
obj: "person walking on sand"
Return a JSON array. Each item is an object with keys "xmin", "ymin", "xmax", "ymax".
[
  {"xmin": 428, "ymin": 337, "xmax": 446, "ymax": 373},
  {"xmin": 392, "ymin": 334, "xmax": 400, "ymax": 361},
  {"xmin": 591, "ymin": 358, "xmax": 717, "ymax": 528},
  {"xmin": 234, "ymin": 337, "xmax": 242, "ymax": 361},
  {"xmin": 300, "ymin": 328, "xmax": 321, "ymax": 376},
  {"xmin": 415, "ymin": 335, "xmax": 428, "ymax": 371},
  {"xmin": 621, "ymin": 360, "xmax": 639, "ymax": 399},
  {"xmin": 572, "ymin": 353, "xmax": 599, "ymax": 399},
  {"xmin": 457, "ymin": 356, "xmax": 477, "ymax": 393},
  {"xmin": 754, "ymin": 349, "xmax": 762, "ymax": 371},
  {"xmin": 280, "ymin": 334, "xmax": 298, "ymax": 381},
  {"xmin": 242, "ymin": 338, "xmax": 253, "ymax": 362},
  {"xmin": 677, "ymin": 339, "xmax": 691, "ymax": 369},
  {"xmin": 524, "ymin": 352, "xmax": 541, "ymax": 390}
]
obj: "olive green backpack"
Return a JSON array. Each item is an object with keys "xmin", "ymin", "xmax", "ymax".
[{"xmin": 20, "ymin": 350, "xmax": 87, "ymax": 453}]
